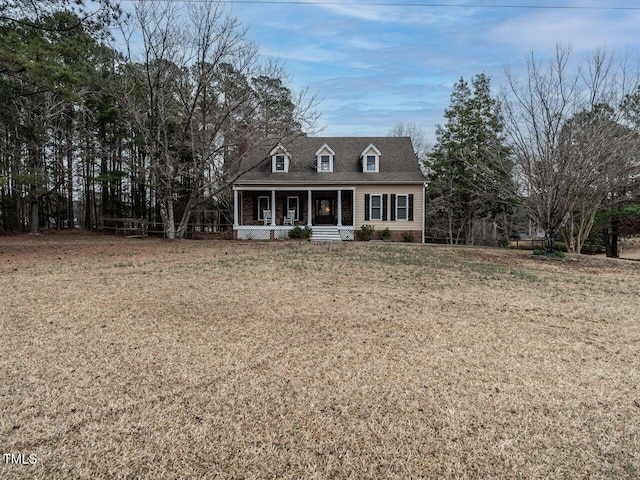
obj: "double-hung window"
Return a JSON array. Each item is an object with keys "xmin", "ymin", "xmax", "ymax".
[
  {"xmin": 370, "ymin": 194, "xmax": 383, "ymax": 221},
  {"xmin": 361, "ymin": 144, "xmax": 381, "ymax": 173},
  {"xmin": 274, "ymin": 155, "xmax": 286, "ymax": 172},
  {"xmin": 320, "ymin": 155, "xmax": 331, "ymax": 172},
  {"xmin": 287, "ymin": 196, "xmax": 299, "ymax": 221},
  {"xmin": 270, "ymin": 145, "xmax": 290, "ymax": 172},
  {"xmin": 366, "ymin": 155, "xmax": 377, "ymax": 172},
  {"xmin": 316, "ymin": 144, "xmax": 335, "ymax": 172},
  {"xmin": 257, "ymin": 196, "xmax": 270, "ymax": 221},
  {"xmin": 396, "ymin": 194, "xmax": 408, "ymax": 220}
]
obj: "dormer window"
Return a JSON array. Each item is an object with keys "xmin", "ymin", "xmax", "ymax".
[
  {"xmin": 315, "ymin": 144, "xmax": 335, "ymax": 173},
  {"xmin": 319, "ymin": 155, "xmax": 331, "ymax": 171},
  {"xmin": 361, "ymin": 144, "xmax": 381, "ymax": 173},
  {"xmin": 270, "ymin": 145, "xmax": 290, "ymax": 173},
  {"xmin": 365, "ymin": 155, "xmax": 377, "ymax": 171}
]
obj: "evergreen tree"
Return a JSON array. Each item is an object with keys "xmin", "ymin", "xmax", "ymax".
[
  {"xmin": 426, "ymin": 73, "xmax": 515, "ymax": 245},
  {"xmin": 0, "ymin": 10, "xmax": 103, "ymax": 232}
]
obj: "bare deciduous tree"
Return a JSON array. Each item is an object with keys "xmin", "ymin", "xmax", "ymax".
[
  {"xmin": 502, "ymin": 45, "xmax": 640, "ymax": 253},
  {"xmin": 120, "ymin": 0, "xmax": 318, "ymax": 239},
  {"xmin": 388, "ymin": 121, "xmax": 430, "ymax": 165}
]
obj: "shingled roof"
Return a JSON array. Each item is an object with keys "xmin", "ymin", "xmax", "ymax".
[{"xmin": 235, "ymin": 136, "xmax": 425, "ymax": 185}]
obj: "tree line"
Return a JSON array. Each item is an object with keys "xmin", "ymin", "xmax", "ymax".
[
  {"xmin": 2, "ymin": 2, "xmax": 639, "ymax": 254},
  {"xmin": 424, "ymin": 46, "xmax": 640, "ymax": 255},
  {"xmin": 0, "ymin": 0, "xmax": 317, "ymax": 239}
]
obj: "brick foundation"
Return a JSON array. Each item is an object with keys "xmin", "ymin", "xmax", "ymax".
[{"xmin": 363, "ymin": 230, "xmax": 421, "ymax": 242}]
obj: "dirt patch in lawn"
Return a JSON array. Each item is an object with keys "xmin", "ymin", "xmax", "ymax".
[{"xmin": 1, "ymin": 234, "xmax": 639, "ymax": 479}]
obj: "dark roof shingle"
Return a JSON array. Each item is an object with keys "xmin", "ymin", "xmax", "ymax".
[{"xmin": 235, "ymin": 136, "xmax": 425, "ymax": 185}]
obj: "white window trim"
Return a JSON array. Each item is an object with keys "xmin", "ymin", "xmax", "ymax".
[
  {"xmin": 319, "ymin": 155, "xmax": 332, "ymax": 172},
  {"xmin": 361, "ymin": 143, "xmax": 381, "ymax": 173},
  {"xmin": 315, "ymin": 144, "xmax": 335, "ymax": 172},
  {"xmin": 365, "ymin": 155, "xmax": 378, "ymax": 172},
  {"xmin": 396, "ymin": 194, "xmax": 408, "ymax": 221},
  {"xmin": 270, "ymin": 145, "xmax": 290, "ymax": 173},
  {"xmin": 274, "ymin": 154, "xmax": 287, "ymax": 172},
  {"xmin": 257, "ymin": 196, "xmax": 270, "ymax": 220},
  {"xmin": 370, "ymin": 194, "xmax": 383, "ymax": 221},
  {"xmin": 287, "ymin": 196, "xmax": 300, "ymax": 221}
]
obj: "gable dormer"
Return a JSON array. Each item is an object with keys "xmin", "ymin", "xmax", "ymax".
[
  {"xmin": 315, "ymin": 144, "xmax": 335, "ymax": 172},
  {"xmin": 361, "ymin": 144, "xmax": 381, "ymax": 173},
  {"xmin": 270, "ymin": 145, "xmax": 291, "ymax": 173}
]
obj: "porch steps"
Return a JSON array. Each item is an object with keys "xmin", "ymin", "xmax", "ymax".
[{"xmin": 310, "ymin": 226, "xmax": 342, "ymax": 242}]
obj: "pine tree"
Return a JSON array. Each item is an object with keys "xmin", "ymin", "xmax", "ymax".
[{"xmin": 426, "ymin": 73, "xmax": 515, "ymax": 245}]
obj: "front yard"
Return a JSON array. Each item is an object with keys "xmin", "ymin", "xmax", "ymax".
[{"xmin": 1, "ymin": 233, "xmax": 639, "ymax": 478}]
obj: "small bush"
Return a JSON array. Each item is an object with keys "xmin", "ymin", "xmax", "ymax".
[
  {"xmin": 288, "ymin": 225, "xmax": 311, "ymax": 239},
  {"xmin": 581, "ymin": 239, "xmax": 604, "ymax": 255},
  {"xmin": 379, "ymin": 227, "xmax": 391, "ymax": 241},
  {"xmin": 402, "ymin": 231, "xmax": 414, "ymax": 242},
  {"xmin": 533, "ymin": 248, "xmax": 566, "ymax": 258},
  {"xmin": 553, "ymin": 241, "xmax": 567, "ymax": 252},
  {"xmin": 357, "ymin": 224, "xmax": 374, "ymax": 241}
]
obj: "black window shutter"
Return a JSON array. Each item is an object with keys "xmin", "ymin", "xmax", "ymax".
[
  {"xmin": 390, "ymin": 194, "xmax": 396, "ymax": 221},
  {"xmin": 364, "ymin": 194, "xmax": 370, "ymax": 221},
  {"xmin": 408, "ymin": 194, "xmax": 414, "ymax": 221},
  {"xmin": 382, "ymin": 194, "xmax": 388, "ymax": 221},
  {"xmin": 253, "ymin": 196, "xmax": 258, "ymax": 220}
]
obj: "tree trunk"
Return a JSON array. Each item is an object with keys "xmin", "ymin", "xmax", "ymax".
[
  {"xmin": 611, "ymin": 230, "xmax": 619, "ymax": 258},
  {"xmin": 29, "ymin": 198, "xmax": 39, "ymax": 234},
  {"xmin": 175, "ymin": 212, "xmax": 191, "ymax": 239},
  {"xmin": 603, "ymin": 217, "xmax": 620, "ymax": 258},
  {"xmin": 545, "ymin": 225, "xmax": 555, "ymax": 253},
  {"xmin": 66, "ymin": 125, "xmax": 74, "ymax": 229},
  {"xmin": 176, "ymin": 194, "xmax": 200, "ymax": 239},
  {"xmin": 160, "ymin": 198, "xmax": 175, "ymax": 239}
]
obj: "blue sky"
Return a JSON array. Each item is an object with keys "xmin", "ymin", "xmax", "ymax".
[{"xmin": 228, "ymin": 1, "xmax": 640, "ymax": 143}]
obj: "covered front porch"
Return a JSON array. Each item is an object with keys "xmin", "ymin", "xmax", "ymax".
[{"xmin": 233, "ymin": 187, "xmax": 355, "ymax": 240}]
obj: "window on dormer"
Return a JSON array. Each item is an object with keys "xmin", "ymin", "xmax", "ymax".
[
  {"xmin": 320, "ymin": 155, "xmax": 331, "ymax": 171},
  {"xmin": 315, "ymin": 144, "xmax": 335, "ymax": 173},
  {"xmin": 361, "ymin": 144, "xmax": 381, "ymax": 173},
  {"xmin": 270, "ymin": 145, "xmax": 290, "ymax": 173}
]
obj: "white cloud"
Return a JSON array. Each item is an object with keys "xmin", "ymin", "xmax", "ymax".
[
  {"xmin": 234, "ymin": 1, "xmax": 640, "ymax": 140},
  {"xmin": 261, "ymin": 45, "xmax": 341, "ymax": 65},
  {"xmin": 490, "ymin": 10, "xmax": 640, "ymax": 54},
  {"xmin": 307, "ymin": 0, "xmax": 469, "ymax": 27}
]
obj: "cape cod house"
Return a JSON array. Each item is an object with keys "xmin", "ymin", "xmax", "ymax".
[{"xmin": 232, "ymin": 137, "xmax": 426, "ymax": 242}]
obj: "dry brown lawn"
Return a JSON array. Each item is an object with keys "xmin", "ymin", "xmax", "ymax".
[{"xmin": 1, "ymin": 232, "xmax": 639, "ymax": 479}]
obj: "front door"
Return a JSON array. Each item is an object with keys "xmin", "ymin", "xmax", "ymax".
[{"xmin": 315, "ymin": 197, "xmax": 335, "ymax": 225}]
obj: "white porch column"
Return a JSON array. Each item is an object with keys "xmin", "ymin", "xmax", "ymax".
[
  {"xmin": 271, "ymin": 190, "xmax": 276, "ymax": 226},
  {"xmin": 352, "ymin": 189, "xmax": 356, "ymax": 226},
  {"xmin": 337, "ymin": 189, "xmax": 342, "ymax": 226},
  {"xmin": 307, "ymin": 190, "xmax": 312, "ymax": 227},
  {"xmin": 422, "ymin": 184, "xmax": 426, "ymax": 243},
  {"xmin": 233, "ymin": 189, "xmax": 239, "ymax": 226}
]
